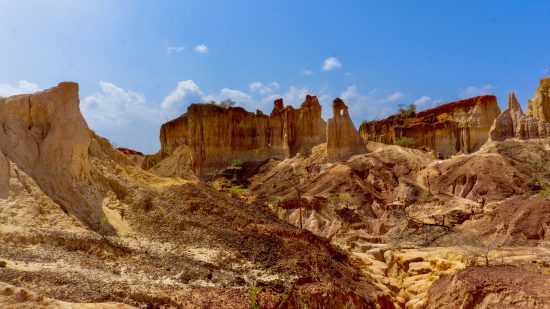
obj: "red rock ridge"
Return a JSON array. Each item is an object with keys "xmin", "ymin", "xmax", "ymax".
[{"xmin": 359, "ymin": 95, "xmax": 501, "ymax": 156}]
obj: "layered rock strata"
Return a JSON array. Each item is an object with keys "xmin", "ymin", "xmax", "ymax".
[
  {"xmin": 157, "ymin": 95, "xmax": 333, "ymax": 177},
  {"xmin": 527, "ymin": 76, "xmax": 550, "ymax": 122},
  {"xmin": 359, "ymin": 96, "xmax": 501, "ymax": 156},
  {"xmin": 327, "ymin": 98, "xmax": 365, "ymax": 162},
  {"xmin": 489, "ymin": 92, "xmax": 550, "ymax": 141}
]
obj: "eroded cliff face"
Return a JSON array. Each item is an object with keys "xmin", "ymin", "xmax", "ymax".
[
  {"xmin": 359, "ymin": 96, "xmax": 501, "ymax": 157},
  {"xmin": 527, "ymin": 76, "xmax": 550, "ymax": 122},
  {"xmin": 157, "ymin": 95, "xmax": 330, "ymax": 177},
  {"xmin": 327, "ymin": 98, "xmax": 365, "ymax": 162},
  {"xmin": 489, "ymin": 92, "xmax": 550, "ymax": 141},
  {"xmin": 0, "ymin": 83, "xmax": 111, "ymax": 230}
]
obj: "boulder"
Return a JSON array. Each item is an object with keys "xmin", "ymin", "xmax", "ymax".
[
  {"xmin": 488, "ymin": 92, "xmax": 550, "ymax": 141},
  {"xmin": 327, "ymin": 98, "xmax": 365, "ymax": 162},
  {"xmin": 527, "ymin": 76, "xmax": 550, "ymax": 122},
  {"xmin": 359, "ymin": 96, "xmax": 501, "ymax": 156}
]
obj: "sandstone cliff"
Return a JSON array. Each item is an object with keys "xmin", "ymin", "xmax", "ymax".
[
  {"xmin": 359, "ymin": 96, "xmax": 501, "ymax": 156},
  {"xmin": 489, "ymin": 92, "xmax": 550, "ymax": 141},
  {"xmin": 527, "ymin": 76, "xmax": 550, "ymax": 122},
  {"xmin": 327, "ymin": 98, "xmax": 365, "ymax": 162},
  {"xmin": 156, "ymin": 95, "xmax": 328, "ymax": 177},
  {"xmin": 0, "ymin": 83, "xmax": 393, "ymax": 308},
  {"xmin": 0, "ymin": 83, "xmax": 113, "ymax": 231}
]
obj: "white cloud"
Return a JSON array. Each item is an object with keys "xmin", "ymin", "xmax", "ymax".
[
  {"xmin": 194, "ymin": 44, "xmax": 209, "ymax": 54},
  {"xmin": 413, "ymin": 96, "xmax": 445, "ymax": 107},
  {"xmin": 0, "ymin": 80, "xmax": 40, "ymax": 96},
  {"xmin": 282, "ymin": 86, "xmax": 310, "ymax": 106},
  {"xmin": 82, "ymin": 82, "xmax": 162, "ymax": 129},
  {"xmin": 339, "ymin": 85, "xmax": 408, "ymax": 125},
  {"xmin": 204, "ymin": 88, "xmax": 255, "ymax": 108},
  {"xmin": 249, "ymin": 81, "xmax": 280, "ymax": 95},
  {"xmin": 166, "ymin": 46, "xmax": 185, "ymax": 54},
  {"xmin": 160, "ymin": 80, "xmax": 203, "ymax": 111},
  {"xmin": 385, "ymin": 92, "xmax": 405, "ymax": 102},
  {"xmin": 322, "ymin": 57, "xmax": 341, "ymax": 71},
  {"xmin": 459, "ymin": 84, "xmax": 493, "ymax": 99},
  {"xmin": 414, "ymin": 96, "xmax": 432, "ymax": 106},
  {"xmin": 81, "ymin": 82, "xmax": 170, "ymax": 153},
  {"xmin": 301, "ymin": 69, "xmax": 314, "ymax": 76}
]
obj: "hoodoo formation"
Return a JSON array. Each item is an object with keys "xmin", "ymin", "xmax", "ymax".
[
  {"xmin": 527, "ymin": 76, "xmax": 550, "ymax": 122},
  {"xmin": 1, "ymin": 79, "xmax": 550, "ymax": 308},
  {"xmin": 154, "ymin": 95, "xmax": 332, "ymax": 177},
  {"xmin": 327, "ymin": 98, "xmax": 366, "ymax": 162},
  {"xmin": 489, "ymin": 92, "xmax": 550, "ymax": 141},
  {"xmin": 358, "ymin": 95, "xmax": 501, "ymax": 157}
]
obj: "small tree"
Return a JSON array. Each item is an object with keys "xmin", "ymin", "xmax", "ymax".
[{"xmin": 220, "ymin": 99, "xmax": 236, "ymax": 107}]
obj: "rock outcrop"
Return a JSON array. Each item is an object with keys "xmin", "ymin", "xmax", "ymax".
[
  {"xmin": 0, "ymin": 83, "xmax": 112, "ymax": 230},
  {"xmin": 489, "ymin": 92, "xmax": 550, "ymax": 141},
  {"xmin": 527, "ymin": 76, "xmax": 550, "ymax": 122},
  {"xmin": 359, "ymin": 96, "xmax": 501, "ymax": 156},
  {"xmin": 0, "ymin": 83, "xmax": 394, "ymax": 308},
  {"xmin": 156, "ymin": 96, "xmax": 329, "ymax": 177},
  {"xmin": 327, "ymin": 98, "xmax": 365, "ymax": 162}
]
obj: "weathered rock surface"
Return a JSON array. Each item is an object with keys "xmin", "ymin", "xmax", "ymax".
[
  {"xmin": 327, "ymin": 98, "xmax": 366, "ymax": 162},
  {"xmin": 0, "ymin": 82, "xmax": 392, "ymax": 309},
  {"xmin": 0, "ymin": 282, "xmax": 134, "ymax": 308},
  {"xmin": 156, "ymin": 96, "xmax": 328, "ymax": 177},
  {"xmin": 527, "ymin": 76, "xmax": 550, "ymax": 122},
  {"xmin": 427, "ymin": 266, "xmax": 550, "ymax": 309},
  {"xmin": 359, "ymin": 96, "xmax": 501, "ymax": 156},
  {"xmin": 0, "ymin": 83, "xmax": 114, "ymax": 230},
  {"xmin": 489, "ymin": 92, "xmax": 550, "ymax": 141}
]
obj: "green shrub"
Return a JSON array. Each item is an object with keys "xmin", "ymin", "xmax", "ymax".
[
  {"xmin": 229, "ymin": 185, "xmax": 247, "ymax": 195},
  {"xmin": 395, "ymin": 137, "xmax": 417, "ymax": 148},
  {"xmin": 248, "ymin": 286, "xmax": 262, "ymax": 309},
  {"xmin": 328, "ymin": 194, "xmax": 349, "ymax": 204}
]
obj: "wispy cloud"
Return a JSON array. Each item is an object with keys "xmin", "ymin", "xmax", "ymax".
[
  {"xmin": 249, "ymin": 81, "xmax": 280, "ymax": 95},
  {"xmin": 322, "ymin": 57, "xmax": 341, "ymax": 71},
  {"xmin": 166, "ymin": 46, "xmax": 185, "ymax": 54},
  {"xmin": 339, "ymin": 85, "xmax": 407, "ymax": 124},
  {"xmin": 385, "ymin": 92, "xmax": 404, "ymax": 102},
  {"xmin": 205, "ymin": 88, "xmax": 254, "ymax": 106},
  {"xmin": 0, "ymin": 80, "xmax": 40, "ymax": 96},
  {"xmin": 194, "ymin": 44, "xmax": 209, "ymax": 54},
  {"xmin": 459, "ymin": 84, "xmax": 494, "ymax": 98},
  {"xmin": 301, "ymin": 69, "xmax": 314, "ymax": 76}
]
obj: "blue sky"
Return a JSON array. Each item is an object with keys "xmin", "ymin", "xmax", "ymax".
[{"xmin": 1, "ymin": 0, "xmax": 549, "ymax": 153}]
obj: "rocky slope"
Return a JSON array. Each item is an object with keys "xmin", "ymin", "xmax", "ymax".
[
  {"xmin": 359, "ymin": 96, "xmax": 501, "ymax": 157},
  {"xmin": 245, "ymin": 134, "xmax": 550, "ymax": 307},
  {"xmin": 0, "ymin": 83, "xmax": 394, "ymax": 308},
  {"xmin": 428, "ymin": 266, "xmax": 550, "ymax": 308},
  {"xmin": 527, "ymin": 76, "xmax": 550, "ymax": 122}
]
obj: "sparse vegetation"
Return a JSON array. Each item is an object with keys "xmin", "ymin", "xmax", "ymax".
[
  {"xmin": 328, "ymin": 194, "xmax": 349, "ymax": 204},
  {"xmin": 395, "ymin": 136, "xmax": 417, "ymax": 148},
  {"xmin": 248, "ymin": 286, "xmax": 262, "ymax": 309},
  {"xmin": 398, "ymin": 103, "xmax": 417, "ymax": 119},
  {"xmin": 229, "ymin": 185, "xmax": 247, "ymax": 196}
]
